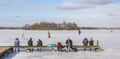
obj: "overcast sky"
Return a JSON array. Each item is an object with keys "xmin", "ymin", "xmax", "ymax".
[{"xmin": 0, "ymin": 0, "xmax": 120, "ymax": 27}]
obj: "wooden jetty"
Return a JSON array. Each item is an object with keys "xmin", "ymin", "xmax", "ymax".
[
  {"xmin": 0, "ymin": 45, "xmax": 100, "ymax": 57},
  {"xmin": 13, "ymin": 46, "xmax": 48, "ymax": 49},
  {"xmin": 0, "ymin": 46, "xmax": 13, "ymax": 57},
  {"xmin": 73, "ymin": 45, "xmax": 100, "ymax": 51},
  {"xmin": 13, "ymin": 45, "xmax": 100, "ymax": 51},
  {"xmin": 1, "ymin": 45, "xmax": 100, "ymax": 51}
]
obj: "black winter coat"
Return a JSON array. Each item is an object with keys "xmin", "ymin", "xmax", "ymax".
[
  {"xmin": 37, "ymin": 39, "xmax": 42, "ymax": 46},
  {"xmin": 82, "ymin": 38, "xmax": 88, "ymax": 46},
  {"xmin": 28, "ymin": 39, "xmax": 33, "ymax": 46}
]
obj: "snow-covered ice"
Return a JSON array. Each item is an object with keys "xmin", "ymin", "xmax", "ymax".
[{"xmin": 0, "ymin": 30, "xmax": 120, "ymax": 59}]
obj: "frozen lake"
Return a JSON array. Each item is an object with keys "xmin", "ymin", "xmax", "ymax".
[{"xmin": 0, "ymin": 30, "xmax": 120, "ymax": 59}]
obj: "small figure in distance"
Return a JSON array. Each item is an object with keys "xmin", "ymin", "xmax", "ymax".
[
  {"xmin": 66, "ymin": 37, "xmax": 73, "ymax": 52},
  {"xmin": 57, "ymin": 42, "xmax": 63, "ymax": 51},
  {"xmin": 37, "ymin": 39, "xmax": 43, "ymax": 51},
  {"xmin": 22, "ymin": 33, "xmax": 25, "ymax": 39},
  {"xmin": 48, "ymin": 31, "xmax": 51, "ymax": 38},
  {"xmin": 111, "ymin": 30, "xmax": 113, "ymax": 33},
  {"xmin": 14, "ymin": 38, "xmax": 20, "ymax": 51},
  {"xmin": 89, "ymin": 37, "xmax": 94, "ymax": 50},
  {"xmin": 82, "ymin": 37, "xmax": 88, "ymax": 50},
  {"xmin": 27, "ymin": 38, "xmax": 33, "ymax": 51},
  {"xmin": 78, "ymin": 30, "xmax": 81, "ymax": 35}
]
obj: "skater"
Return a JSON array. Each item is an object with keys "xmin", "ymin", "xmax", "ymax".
[
  {"xmin": 78, "ymin": 30, "xmax": 81, "ymax": 35},
  {"xmin": 48, "ymin": 31, "xmax": 51, "ymax": 38}
]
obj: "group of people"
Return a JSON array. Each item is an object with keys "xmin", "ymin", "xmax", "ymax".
[
  {"xmin": 82, "ymin": 37, "xmax": 94, "ymax": 50},
  {"xmin": 14, "ymin": 38, "xmax": 43, "ymax": 51},
  {"xmin": 14, "ymin": 37, "xmax": 94, "ymax": 52},
  {"xmin": 57, "ymin": 37, "xmax": 73, "ymax": 52},
  {"xmin": 82, "ymin": 37, "xmax": 94, "ymax": 46},
  {"xmin": 57, "ymin": 37, "xmax": 94, "ymax": 52},
  {"xmin": 14, "ymin": 38, "xmax": 43, "ymax": 47}
]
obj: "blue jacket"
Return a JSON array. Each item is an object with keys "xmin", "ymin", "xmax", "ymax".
[{"xmin": 14, "ymin": 40, "xmax": 20, "ymax": 46}]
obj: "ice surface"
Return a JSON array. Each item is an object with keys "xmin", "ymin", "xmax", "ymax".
[{"xmin": 0, "ymin": 30, "xmax": 120, "ymax": 59}]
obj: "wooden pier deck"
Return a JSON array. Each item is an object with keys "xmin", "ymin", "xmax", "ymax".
[
  {"xmin": 0, "ymin": 47, "xmax": 13, "ymax": 57},
  {"xmin": 0, "ymin": 46, "xmax": 48, "ymax": 48},
  {"xmin": 1, "ymin": 45, "xmax": 100, "ymax": 51},
  {"xmin": 0, "ymin": 45, "xmax": 100, "ymax": 57},
  {"xmin": 73, "ymin": 45, "xmax": 100, "ymax": 49},
  {"xmin": 13, "ymin": 45, "xmax": 100, "ymax": 50},
  {"xmin": 13, "ymin": 45, "xmax": 100, "ymax": 51}
]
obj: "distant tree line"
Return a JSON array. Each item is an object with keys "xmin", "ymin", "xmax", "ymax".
[
  {"xmin": 1, "ymin": 21, "xmax": 119, "ymax": 30},
  {"xmin": 0, "ymin": 27, "xmax": 23, "ymax": 29},
  {"xmin": 23, "ymin": 21, "xmax": 79, "ymax": 30}
]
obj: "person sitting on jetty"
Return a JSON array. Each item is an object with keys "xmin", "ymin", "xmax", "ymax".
[
  {"xmin": 37, "ymin": 39, "xmax": 43, "ymax": 51},
  {"xmin": 89, "ymin": 37, "xmax": 94, "ymax": 46},
  {"xmin": 37, "ymin": 39, "xmax": 42, "ymax": 46},
  {"xmin": 28, "ymin": 38, "xmax": 33, "ymax": 46},
  {"xmin": 57, "ymin": 42, "xmax": 63, "ymax": 51},
  {"xmin": 82, "ymin": 37, "xmax": 88, "ymax": 50},
  {"xmin": 14, "ymin": 38, "xmax": 20, "ymax": 46},
  {"xmin": 89, "ymin": 37, "xmax": 94, "ymax": 50},
  {"xmin": 14, "ymin": 38, "xmax": 20, "ymax": 51},
  {"xmin": 27, "ymin": 38, "xmax": 33, "ymax": 51},
  {"xmin": 66, "ymin": 37, "xmax": 73, "ymax": 52}
]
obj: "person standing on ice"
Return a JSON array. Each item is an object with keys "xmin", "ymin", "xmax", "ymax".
[
  {"xmin": 66, "ymin": 37, "xmax": 73, "ymax": 52},
  {"xmin": 21, "ymin": 33, "xmax": 25, "ymax": 40},
  {"xmin": 48, "ymin": 31, "xmax": 51, "ymax": 38},
  {"xmin": 82, "ymin": 37, "xmax": 88, "ymax": 50},
  {"xmin": 78, "ymin": 30, "xmax": 81, "ymax": 35}
]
